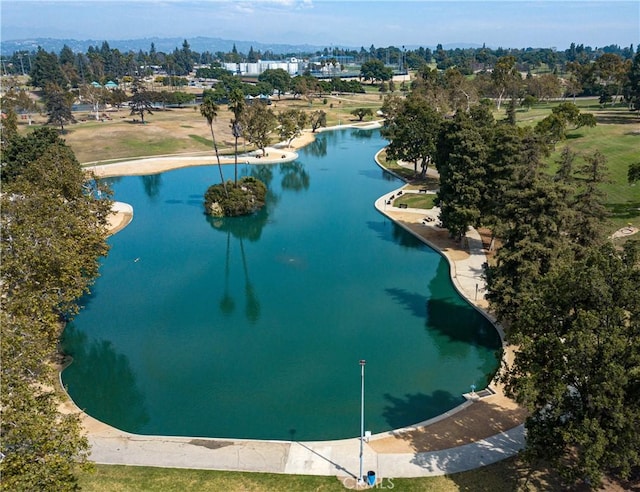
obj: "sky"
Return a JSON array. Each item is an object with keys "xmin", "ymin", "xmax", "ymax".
[{"xmin": 1, "ymin": 0, "xmax": 639, "ymax": 50}]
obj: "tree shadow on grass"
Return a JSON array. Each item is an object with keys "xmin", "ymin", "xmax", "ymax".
[
  {"xmin": 607, "ymin": 201, "xmax": 640, "ymax": 221},
  {"xmin": 446, "ymin": 454, "xmax": 562, "ymax": 492},
  {"xmin": 594, "ymin": 111, "xmax": 640, "ymax": 125},
  {"xmin": 449, "ymin": 453, "xmax": 640, "ymax": 492}
]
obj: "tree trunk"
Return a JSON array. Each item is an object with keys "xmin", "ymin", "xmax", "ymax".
[
  {"xmin": 496, "ymin": 88, "xmax": 505, "ymax": 111},
  {"xmin": 210, "ymin": 124, "xmax": 228, "ymax": 196},
  {"xmin": 234, "ymin": 135, "xmax": 239, "ymax": 185}
]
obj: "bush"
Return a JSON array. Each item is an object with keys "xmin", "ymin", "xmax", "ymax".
[{"xmin": 204, "ymin": 176, "xmax": 267, "ymax": 217}]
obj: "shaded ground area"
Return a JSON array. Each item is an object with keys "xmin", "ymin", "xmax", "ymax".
[{"xmin": 370, "ymin": 395, "xmax": 527, "ymax": 454}]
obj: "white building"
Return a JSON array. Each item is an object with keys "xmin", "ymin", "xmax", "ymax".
[{"xmin": 223, "ymin": 58, "xmax": 304, "ymax": 76}]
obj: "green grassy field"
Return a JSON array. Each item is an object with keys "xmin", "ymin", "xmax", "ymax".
[
  {"xmin": 78, "ymin": 455, "xmax": 567, "ymax": 492},
  {"xmin": 426, "ymin": 100, "xmax": 638, "ymax": 234},
  {"xmin": 544, "ymin": 105, "xmax": 639, "ymax": 231},
  {"xmin": 394, "ymin": 192, "xmax": 437, "ymax": 209}
]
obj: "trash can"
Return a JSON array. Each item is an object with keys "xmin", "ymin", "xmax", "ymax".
[{"xmin": 367, "ymin": 470, "xmax": 376, "ymax": 486}]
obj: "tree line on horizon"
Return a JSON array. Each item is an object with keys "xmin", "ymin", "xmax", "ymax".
[
  {"xmin": 0, "ymin": 38, "xmax": 635, "ymax": 85},
  {"xmin": 2, "ymin": 39, "xmax": 638, "ymax": 136}
]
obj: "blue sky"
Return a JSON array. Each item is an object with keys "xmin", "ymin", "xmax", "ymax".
[{"xmin": 2, "ymin": 1, "xmax": 638, "ymax": 49}]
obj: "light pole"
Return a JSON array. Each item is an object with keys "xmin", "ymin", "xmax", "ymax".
[{"xmin": 358, "ymin": 359, "xmax": 366, "ymax": 485}]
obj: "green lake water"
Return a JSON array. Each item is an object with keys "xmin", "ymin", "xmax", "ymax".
[{"xmin": 61, "ymin": 128, "xmax": 501, "ymax": 441}]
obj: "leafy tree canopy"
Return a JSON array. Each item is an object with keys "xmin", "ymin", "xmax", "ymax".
[{"xmin": 1, "ymin": 129, "xmax": 112, "ymax": 489}]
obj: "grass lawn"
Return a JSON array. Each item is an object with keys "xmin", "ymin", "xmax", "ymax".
[
  {"xmin": 395, "ymin": 193, "xmax": 437, "ymax": 209},
  {"xmin": 446, "ymin": 101, "xmax": 639, "ymax": 234},
  {"xmin": 545, "ymin": 106, "xmax": 640, "ymax": 232},
  {"xmin": 77, "ymin": 456, "xmax": 560, "ymax": 492}
]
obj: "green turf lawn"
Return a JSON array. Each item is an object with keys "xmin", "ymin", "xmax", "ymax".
[
  {"xmin": 458, "ymin": 101, "xmax": 639, "ymax": 234},
  {"xmin": 77, "ymin": 459, "xmax": 526, "ymax": 492},
  {"xmin": 546, "ymin": 107, "xmax": 640, "ymax": 231},
  {"xmin": 78, "ymin": 454, "xmax": 587, "ymax": 491},
  {"xmin": 394, "ymin": 192, "xmax": 437, "ymax": 209}
]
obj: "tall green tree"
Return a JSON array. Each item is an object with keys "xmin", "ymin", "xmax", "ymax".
[
  {"xmin": 360, "ymin": 59, "xmax": 393, "ymax": 84},
  {"xmin": 535, "ymin": 102, "xmax": 596, "ymax": 146},
  {"xmin": 623, "ymin": 47, "xmax": 640, "ymax": 113},
  {"xmin": 29, "ymin": 47, "xmax": 66, "ymax": 89},
  {"xmin": 1, "ymin": 130, "xmax": 112, "ymax": 490},
  {"xmin": 382, "ymin": 93, "xmax": 442, "ymax": 176},
  {"xmin": 258, "ymin": 68, "xmax": 291, "ymax": 99},
  {"xmin": 569, "ymin": 150, "xmax": 609, "ymax": 247},
  {"xmin": 593, "ymin": 53, "xmax": 628, "ymax": 103},
  {"xmin": 43, "ymin": 83, "xmax": 76, "ymax": 132},
  {"xmin": 200, "ymin": 95, "xmax": 228, "ymax": 197},
  {"xmin": 491, "ymin": 55, "xmax": 521, "ymax": 110},
  {"xmin": 228, "ymin": 88, "xmax": 245, "ymax": 184},
  {"xmin": 277, "ymin": 109, "xmax": 307, "ymax": 147},
  {"xmin": 309, "ymin": 110, "xmax": 327, "ymax": 133},
  {"xmin": 350, "ymin": 107, "xmax": 374, "ymax": 121},
  {"xmin": 435, "ymin": 113, "xmax": 487, "ymax": 239},
  {"xmin": 240, "ymin": 101, "xmax": 277, "ymax": 156},
  {"xmin": 503, "ymin": 241, "xmax": 640, "ymax": 487},
  {"xmin": 484, "ymin": 128, "xmax": 566, "ymax": 322},
  {"xmin": 128, "ymin": 78, "xmax": 154, "ymax": 123}
]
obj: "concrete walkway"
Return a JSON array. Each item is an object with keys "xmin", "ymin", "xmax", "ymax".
[
  {"xmin": 86, "ymin": 421, "xmax": 524, "ymax": 479},
  {"xmin": 78, "ymin": 139, "xmax": 525, "ymax": 481}
]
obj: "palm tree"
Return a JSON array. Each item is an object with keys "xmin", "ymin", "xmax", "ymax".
[
  {"xmin": 200, "ymin": 97, "xmax": 228, "ymax": 197},
  {"xmin": 228, "ymin": 88, "xmax": 245, "ymax": 185}
]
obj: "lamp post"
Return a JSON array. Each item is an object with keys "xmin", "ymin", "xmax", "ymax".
[{"xmin": 358, "ymin": 359, "xmax": 366, "ymax": 485}]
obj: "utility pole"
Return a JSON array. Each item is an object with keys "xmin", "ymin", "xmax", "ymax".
[{"xmin": 358, "ymin": 359, "xmax": 366, "ymax": 485}]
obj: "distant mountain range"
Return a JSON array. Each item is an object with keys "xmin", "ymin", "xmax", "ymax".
[
  {"xmin": 0, "ymin": 36, "xmax": 484, "ymax": 56},
  {"xmin": 2, "ymin": 37, "xmax": 338, "ymax": 56}
]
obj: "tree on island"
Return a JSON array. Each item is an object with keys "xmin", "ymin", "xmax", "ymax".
[
  {"xmin": 203, "ymin": 98, "xmax": 273, "ymax": 218},
  {"xmin": 200, "ymin": 95, "xmax": 228, "ymax": 197},
  {"xmin": 228, "ymin": 88, "xmax": 245, "ymax": 185}
]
